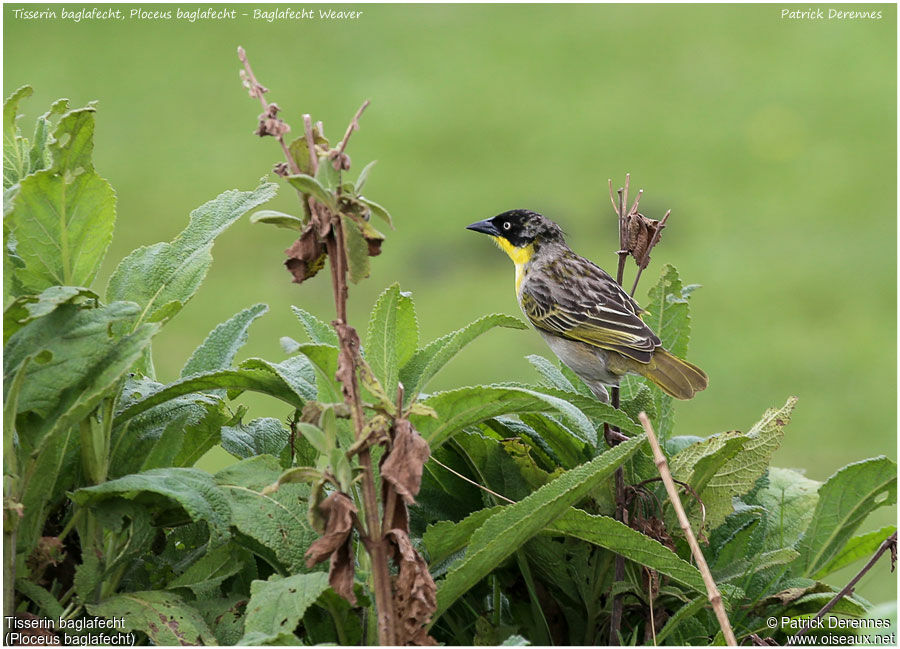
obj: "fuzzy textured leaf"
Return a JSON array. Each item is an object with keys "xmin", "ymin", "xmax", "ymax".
[
  {"xmin": 3, "ymin": 85, "xmax": 34, "ymax": 188},
  {"xmin": 413, "ymin": 385, "xmax": 599, "ymax": 452},
  {"xmin": 434, "ymin": 434, "xmax": 645, "ymax": 619},
  {"xmin": 365, "ymin": 284, "xmax": 418, "ymax": 399},
  {"xmin": 215, "ymin": 455, "xmax": 319, "ymax": 574},
  {"xmin": 636, "ymin": 265, "xmax": 699, "ymax": 438},
  {"xmin": 3, "ymin": 285, "xmax": 98, "ymax": 344},
  {"xmin": 424, "ymin": 506, "xmax": 505, "ymax": 566},
  {"xmin": 87, "ymin": 591, "xmax": 216, "ymax": 646},
  {"xmin": 241, "ymin": 573, "xmax": 330, "ymax": 642},
  {"xmin": 221, "ymin": 418, "xmax": 289, "ymax": 460},
  {"xmin": 116, "ymin": 357, "xmax": 314, "ymax": 424},
  {"xmin": 291, "ymin": 305, "xmax": 338, "ymax": 346},
  {"xmin": 671, "ymin": 396, "xmax": 796, "ymax": 530},
  {"xmin": 549, "ymin": 508, "xmax": 706, "ymax": 594},
  {"xmin": 72, "ymin": 467, "xmax": 232, "ymax": 546},
  {"xmin": 7, "ymin": 107, "xmax": 116, "ymax": 293},
  {"xmin": 794, "ymin": 455, "xmax": 897, "ymax": 578},
  {"xmin": 813, "ymin": 525, "xmax": 896, "ymax": 580},
  {"xmin": 400, "ymin": 313, "xmax": 526, "ymax": 405},
  {"xmin": 106, "ymin": 183, "xmax": 276, "ymax": 329},
  {"xmin": 181, "ymin": 303, "xmax": 268, "ymax": 379}
]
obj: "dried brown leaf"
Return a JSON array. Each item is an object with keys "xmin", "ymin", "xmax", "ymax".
[
  {"xmin": 304, "ymin": 492, "xmax": 357, "ymax": 567},
  {"xmin": 381, "ymin": 419, "xmax": 430, "ymax": 505},
  {"xmin": 334, "ymin": 323, "xmax": 361, "ymax": 403},
  {"xmin": 329, "ymin": 533, "xmax": 357, "ymax": 605},
  {"xmin": 386, "ymin": 529, "xmax": 437, "ymax": 645},
  {"xmin": 255, "ymin": 103, "xmax": 290, "ymax": 138},
  {"xmin": 623, "ymin": 212, "xmax": 665, "ymax": 269},
  {"xmin": 284, "ymin": 225, "xmax": 327, "ymax": 284}
]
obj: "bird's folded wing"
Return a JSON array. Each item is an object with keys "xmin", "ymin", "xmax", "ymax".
[{"xmin": 521, "ymin": 279, "xmax": 659, "ymax": 363}]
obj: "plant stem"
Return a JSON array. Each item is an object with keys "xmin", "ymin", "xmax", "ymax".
[
  {"xmin": 326, "ymin": 214, "xmax": 396, "ymax": 646},
  {"xmin": 790, "ymin": 531, "xmax": 897, "ymax": 642},
  {"xmin": 638, "ymin": 412, "xmax": 737, "ymax": 646}
]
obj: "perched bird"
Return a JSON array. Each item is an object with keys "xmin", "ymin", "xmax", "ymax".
[{"xmin": 466, "ymin": 209, "xmax": 707, "ymax": 402}]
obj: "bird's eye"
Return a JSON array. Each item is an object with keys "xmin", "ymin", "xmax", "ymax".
[{"xmin": 503, "ymin": 222, "xmax": 511, "ymax": 231}]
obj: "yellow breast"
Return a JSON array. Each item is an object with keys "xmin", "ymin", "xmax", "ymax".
[{"xmin": 492, "ymin": 236, "xmax": 534, "ymax": 297}]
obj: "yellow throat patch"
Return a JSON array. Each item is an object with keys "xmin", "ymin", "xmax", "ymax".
[{"xmin": 492, "ymin": 237, "xmax": 535, "ymax": 296}]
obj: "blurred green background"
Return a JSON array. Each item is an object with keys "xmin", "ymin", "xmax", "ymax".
[{"xmin": 5, "ymin": 4, "xmax": 896, "ymax": 603}]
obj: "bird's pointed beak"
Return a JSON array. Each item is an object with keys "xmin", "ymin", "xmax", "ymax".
[{"xmin": 466, "ymin": 218, "xmax": 500, "ymax": 236}]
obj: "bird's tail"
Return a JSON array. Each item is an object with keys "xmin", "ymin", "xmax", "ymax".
[{"xmin": 637, "ymin": 348, "xmax": 708, "ymax": 400}]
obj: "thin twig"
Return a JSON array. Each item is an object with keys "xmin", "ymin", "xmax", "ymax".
[
  {"xmin": 337, "ymin": 100, "xmax": 370, "ymax": 156},
  {"xmin": 639, "ymin": 412, "xmax": 737, "ymax": 646},
  {"xmin": 648, "ymin": 570, "xmax": 657, "ymax": 646},
  {"xmin": 790, "ymin": 532, "xmax": 897, "ymax": 641},
  {"xmin": 237, "ymin": 46, "xmax": 299, "ymax": 175},
  {"xmin": 302, "ymin": 114, "xmax": 318, "ymax": 175},
  {"xmin": 429, "ymin": 456, "xmax": 516, "ymax": 505}
]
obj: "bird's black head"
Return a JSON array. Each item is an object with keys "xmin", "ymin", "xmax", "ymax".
[{"xmin": 466, "ymin": 209, "xmax": 565, "ymax": 250}]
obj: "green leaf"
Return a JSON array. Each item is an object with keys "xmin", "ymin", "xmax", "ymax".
[
  {"xmin": 549, "ymin": 508, "xmax": 706, "ymax": 594},
  {"xmin": 433, "ymin": 434, "xmax": 646, "ymax": 620},
  {"xmin": 794, "ymin": 455, "xmax": 897, "ymax": 578},
  {"xmin": 354, "ymin": 160, "xmax": 376, "ymax": 193},
  {"xmin": 752, "ymin": 467, "xmax": 820, "ymax": 551},
  {"xmin": 111, "ymin": 377, "xmax": 228, "ymax": 475},
  {"xmin": 72, "ymin": 467, "xmax": 232, "ymax": 546},
  {"xmin": 87, "ymin": 591, "xmax": 216, "ymax": 646},
  {"xmin": 413, "ymin": 385, "xmax": 599, "ymax": 452},
  {"xmin": 291, "ymin": 305, "xmax": 338, "ymax": 346},
  {"xmin": 655, "ymin": 595, "xmax": 707, "ymax": 645},
  {"xmin": 400, "ymin": 313, "xmax": 527, "ymax": 405},
  {"xmin": 293, "ymin": 343, "xmax": 342, "ymax": 403},
  {"xmin": 424, "ymin": 506, "xmax": 505, "ymax": 567},
  {"xmin": 215, "ymin": 455, "xmax": 319, "ymax": 574},
  {"xmin": 5, "ymin": 302, "xmax": 158, "ymax": 480},
  {"xmin": 7, "ymin": 107, "xmax": 115, "ymax": 294},
  {"xmin": 250, "ymin": 209, "xmax": 306, "ymax": 230},
  {"xmin": 526, "ymin": 354, "xmax": 576, "ymax": 392},
  {"xmin": 358, "ymin": 195, "xmax": 393, "ymax": 228},
  {"xmin": 342, "ymin": 215, "xmax": 371, "ymax": 283},
  {"xmin": 3, "ymin": 85, "xmax": 34, "ymax": 189},
  {"xmin": 522, "ymin": 384, "xmax": 643, "ymax": 436},
  {"xmin": 670, "ymin": 396, "xmax": 796, "ymax": 530},
  {"xmin": 16, "ymin": 425, "xmax": 77, "ymax": 553},
  {"xmin": 168, "ymin": 542, "xmax": 249, "ymax": 598},
  {"xmin": 222, "ymin": 417, "xmax": 289, "ymax": 460},
  {"xmin": 116, "ymin": 357, "xmax": 314, "ymax": 424},
  {"xmin": 637, "ymin": 265, "xmax": 699, "ymax": 438},
  {"xmin": 181, "ymin": 303, "xmax": 268, "ymax": 378},
  {"xmin": 193, "ymin": 597, "xmax": 248, "ymax": 645},
  {"xmin": 27, "ymin": 99, "xmax": 68, "ymax": 175},
  {"xmin": 517, "ymin": 413, "xmax": 586, "ymax": 469},
  {"xmin": 715, "ymin": 547, "xmax": 799, "ymax": 584},
  {"xmin": 15, "ymin": 580, "xmax": 64, "ymax": 622},
  {"xmin": 813, "ymin": 525, "xmax": 896, "ymax": 579},
  {"xmin": 3, "ymin": 285, "xmax": 98, "ymax": 344},
  {"xmin": 106, "ymin": 183, "xmax": 276, "ymax": 331},
  {"xmin": 365, "ymin": 284, "xmax": 418, "ymax": 399},
  {"xmin": 286, "ymin": 174, "xmax": 335, "ymax": 208},
  {"xmin": 241, "ymin": 572, "xmax": 330, "ymax": 642}
]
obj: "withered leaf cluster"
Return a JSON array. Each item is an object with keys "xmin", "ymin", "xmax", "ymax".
[
  {"xmin": 255, "ymin": 103, "xmax": 290, "ymax": 139},
  {"xmin": 284, "ymin": 222, "xmax": 327, "ymax": 284},
  {"xmin": 386, "ymin": 529, "xmax": 438, "ymax": 646},
  {"xmin": 304, "ymin": 492, "xmax": 358, "ymax": 605},
  {"xmin": 622, "ymin": 210, "xmax": 666, "ymax": 270},
  {"xmin": 381, "ymin": 418, "xmax": 430, "ymax": 505}
]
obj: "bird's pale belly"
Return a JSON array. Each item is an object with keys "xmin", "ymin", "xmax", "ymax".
[{"xmin": 536, "ymin": 330, "xmax": 619, "ymax": 402}]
